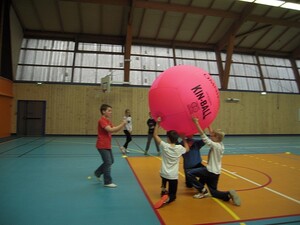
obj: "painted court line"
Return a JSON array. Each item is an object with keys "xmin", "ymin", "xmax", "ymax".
[{"xmin": 221, "ymin": 168, "xmax": 300, "ymax": 204}]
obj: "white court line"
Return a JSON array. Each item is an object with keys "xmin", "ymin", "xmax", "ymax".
[{"xmin": 221, "ymin": 167, "xmax": 300, "ymax": 204}]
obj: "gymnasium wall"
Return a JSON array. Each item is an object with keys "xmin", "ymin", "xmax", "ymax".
[
  {"xmin": 0, "ymin": 77, "xmax": 13, "ymax": 138},
  {"xmin": 12, "ymin": 83, "xmax": 300, "ymax": 135}
]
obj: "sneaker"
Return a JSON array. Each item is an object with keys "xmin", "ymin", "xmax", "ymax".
[
  {"xmin": 193, "ymin": 189, "xmax": 209, "ymax": 199},
  {"xmin": 125, "ymin": 149, "xmax": 130, "ymax": 153},
  {"xmin": 104, "ymin": 183, "xmax": 117, "ymax": 188},
  {"xmin": 229, "ymin": 190, "xmax": 241, "ymax": 206},
  {"xmin": 144, "ymin": 151, "xmax": 148, "ymax": 155},
  {"xmin": 120, "ymin": 147, "xmax": 126, "ymax": 154},
  {"xmin": 154, "ymin": 194, "xmax": 169, "ymax": 209}
]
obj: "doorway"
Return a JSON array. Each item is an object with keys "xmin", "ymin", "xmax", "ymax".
[{"xmin": 17, "ymin": 100, "xmax": 46, "ymax": 136}]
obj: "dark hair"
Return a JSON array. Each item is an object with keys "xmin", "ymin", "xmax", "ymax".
[
  {"xmin": 100, "ymin": 104, "xmax": 112, "ymax": 115},
  {"xmin": 166, "ymin": 130, "xmax": 179, "ymax": 144}
]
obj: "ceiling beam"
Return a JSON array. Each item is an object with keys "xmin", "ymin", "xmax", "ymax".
[
  {"xmin": 124, "ymin": 0, "xmax": 135, "ymax": 82},
  {"xmin": 221, "ymin": 34, "xmax": 235, "ymax": 89},
  {"xmin": 135, "ymin": 1, "xmax": 300, "ymax": 28},
  {"xmin": 217, "ymin": 3, "xmax": 256, "ymax": 50},
  {"xmin": 235, "ymin": 25, "xmax": 272, "ymax": 40},
  {"xmin": 59, "ymin": 0, "xmax": 130, "ymax": 6},
  {"xmin": 61, "ymin": 0, "xmax": 300, "ymax": 28}
]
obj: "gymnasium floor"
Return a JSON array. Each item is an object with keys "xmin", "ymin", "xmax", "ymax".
[{"xmin": 0, "ymin": 135, "xmax": 299, "ymax": 225}]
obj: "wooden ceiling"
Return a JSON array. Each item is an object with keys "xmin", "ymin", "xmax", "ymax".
[{"xmin": 11, "ymin": 0, "xmax": 300, "ymax": 58}]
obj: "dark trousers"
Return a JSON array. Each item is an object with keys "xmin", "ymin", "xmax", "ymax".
[
  {"xmin": 161, "ymin": 177, "xmax": 178, "ymax": 203},
  {"xmin": 187, "ymin": 167, "xmax": 230, "ymax": 201},
  {"xmin": 184, "ymin": 162, "xmax": 205, "ymax": 187},
  {"xmin": 145, "ymin": 133, "xmax": 160, "ymax": 152},
  {"xmin": 123, "ymin": 130, "xmax": 132, "ymax": 149}
]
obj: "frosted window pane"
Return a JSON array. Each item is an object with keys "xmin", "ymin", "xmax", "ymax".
[
  {"xmin": 232, "ymin": 54, "xmax": 242, "ymax": 62},
  {"xmin": 155, "ymin": 47, "xmax": 172, "ymax": 57},
  {"xmin": 111, "ymin": 55, "xmax": 124, "ymax": 68},
  {"xmin": 142, "ymin": 46, "xmax": 154, "ymax": 55},
  {"xmin": 131, "ymin": 46, "xmax": 141, "ymax": 54},
  {"xmin": 244, "ymin": 65, "xmax": 260, "ymax": 77},
  {"xmin": 206, "ymin": 52, "xmax": 216, "ymax": 60},
  {"xmin": 194, "ymin": 51, "xmax": 207, "ymax": 60},
  {"xmin": 156, "ymin": 58, "xmax": 173, "ymax": 70},
  {"xmin": 196, "ymin": 61, "xmax": 209, "ymax": 71},
  {"xmin": 140, "ymin": 57, "xmax": 156, "ymax": 70},
  {"xmin": 181, "ymin": 49, "xmax": 194, "ymax": 58},
  {"xmin": 73, "ymin": 68, "xmax": 97, "ymax": 83},
  {"xmin": 131, "ymin": 56, "xmax": 141, "ymax": 69},
  {"xmin": 47, "ymin": 67, "xmax": 72, "ymax": 82},
  {"xmin": 78, "ymin": 43, "xmax": 100, "ymax": 51},
  {"xmin": 208, "ymin": 61, "xmax": 218, "ymax": 74},
  {"xmin": 129, "ymin": 71, "xmax": 142, "ymax": 85},
  {"xmin": 97, "ymin": 54, "xmax": 112, "ymax": 67},
  {"xmin": 241, "ymin": 55, "xmax": 256, "ymax": 63},
  {"xmin": 211, "ymin": 75, "xmax": 221, "ymax": 89},
  {"xmin": 228, "ymin": 77, "xmax": 237, "ymax": 89},
  {"xmin": 111, "ymin": 70, "xmax": 123, "ymax": 84}
]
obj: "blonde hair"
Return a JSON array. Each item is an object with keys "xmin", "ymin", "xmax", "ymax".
[{"xmin": 214, "ymin": 129, "xmax": 225, "ymax": 142}]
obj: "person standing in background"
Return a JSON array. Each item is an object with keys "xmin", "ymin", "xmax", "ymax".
[
  {"xmin": 145, "ymin": 112, "xmax": 160, "ymax": 155},
  {"xmin": 121, "ymin": 109, "xmax": 132, "ymax": 154}
]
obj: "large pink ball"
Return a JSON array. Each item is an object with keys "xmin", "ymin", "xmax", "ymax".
[{"xmin": 148, "ymin": 65, "xmax": 220, "ymax": 136}]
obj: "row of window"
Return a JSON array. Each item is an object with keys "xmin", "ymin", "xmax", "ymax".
[{"xmin": 16, "ymin": 39, "xmax": 300, "ymax": 93}]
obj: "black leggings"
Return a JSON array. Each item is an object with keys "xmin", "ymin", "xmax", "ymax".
[
  {"xmin": 161, "ymin": 177, "xmax": 178, "ymax": 203},
  {"xmin": 123, "ymin": 130, "xmax": 132, "ymax": 149}
]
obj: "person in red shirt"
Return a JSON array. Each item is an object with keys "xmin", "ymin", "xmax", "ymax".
[{"xmin": 95, "ymin": 104, "xmax": 126, "ymax": 188}]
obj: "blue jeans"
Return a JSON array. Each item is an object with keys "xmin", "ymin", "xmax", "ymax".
[
  {"xmin": 187, "ymin": 167, "xmax": 230, "ymax": 201},
  {"xmin": 95, "ymin": 149, "xmax": 114, "ymax": 185}
]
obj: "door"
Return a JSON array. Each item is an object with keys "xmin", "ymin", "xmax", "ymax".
[{"xmin": 17, "ymin": 100, "xmax": 46, "ymax": 136}]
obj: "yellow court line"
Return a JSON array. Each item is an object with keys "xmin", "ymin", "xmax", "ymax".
[
  {"xmin": 212, "ymin": 198, "xmax": 245, "ymax": 225},
  {"xmin": 222, "ymin": 170, "xmax": 238, "ymax": 179}
]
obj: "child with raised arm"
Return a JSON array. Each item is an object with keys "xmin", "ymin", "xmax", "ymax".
[
  {"xmin": 153, "ymin": 117, "xmax": 190, "ymax": 209},
  {"xmin": 187, "ymin": 117, "xmax": 241, "ymax": 206}
]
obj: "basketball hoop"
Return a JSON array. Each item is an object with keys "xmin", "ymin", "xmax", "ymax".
[{"xmin": 101, "ymin": 75, "xmax": 111, "ymax": 93}]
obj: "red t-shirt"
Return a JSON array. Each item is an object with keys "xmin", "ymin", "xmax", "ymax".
[{"xmin": 96, "ymin": 116, "xmax": 113, "ymax": 149}]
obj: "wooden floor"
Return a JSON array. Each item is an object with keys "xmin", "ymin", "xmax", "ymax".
[{"xmin": 0, "ymin": 136, "xmax": 299, "ymax": 225}]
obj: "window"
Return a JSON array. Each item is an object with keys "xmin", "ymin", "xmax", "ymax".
[
  {"xmin": 15, "ymin": 38, "xmax": 299, "ymax": 93},
  {"xmin": 259, "ymin": 56, "xmax": 298, "ymax": 93}
]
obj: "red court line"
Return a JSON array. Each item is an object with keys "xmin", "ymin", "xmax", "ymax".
[{"xmin": 126, "ymin": 158, "xmax": 166, "ymax": 225}]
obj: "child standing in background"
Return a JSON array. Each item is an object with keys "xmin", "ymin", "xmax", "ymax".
[
  {"xmin": 145, "ymin": 112, "xmax": 160, "ymax": 155},
  {"xmin": 121, "ymin": 109, "xmax": 132, "ymax": 154}
]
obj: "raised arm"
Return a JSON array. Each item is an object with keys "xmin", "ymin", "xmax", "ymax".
[
  {"xmin": 192, "ymin": 117, "xmax": 204, "ymax": 135},
  {"xmin": 153, "ymin": 117, "xmax": 162, "ymax": 145}
]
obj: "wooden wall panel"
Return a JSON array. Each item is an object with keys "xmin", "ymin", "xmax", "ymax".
[
  {"xmin": 12, "ymin": 83, "xmax": 300, "ymax": 135},
  {"xmin": 0, "ymin": 77, "xmax": 13, "ymax": 138}
]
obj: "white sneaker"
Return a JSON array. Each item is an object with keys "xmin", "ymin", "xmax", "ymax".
[
  {"xmin": 229, "ymin": 190, "xmax": 241, "ymax": 206},
  {"xmin": 120, "ymin": 147, "xmax": 126, "ymax": 154},
  {"xmin": 125, "ymin": 149, "xmax": 130, "ymax": 153},
  {"xmin": 193, "ymin": 189, "xmax": 209, "ymax": 199},
  {"xmin": 104, "ymin": 183, "xmax": 117, "ymax": 188}
]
